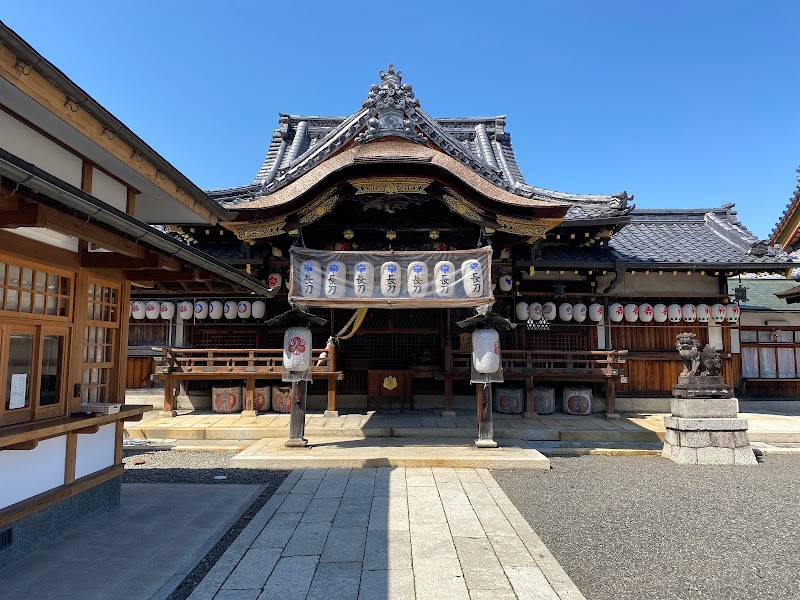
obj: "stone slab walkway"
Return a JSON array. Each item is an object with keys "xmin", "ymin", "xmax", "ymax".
[{"xmin": 188, "ymin": 467, "xmax": 584, "ymax": 600}]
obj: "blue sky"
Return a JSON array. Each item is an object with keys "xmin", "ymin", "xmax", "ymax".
[{"xmin": 3, "ymin": 1, "xmax": 798, "ymax": 238}]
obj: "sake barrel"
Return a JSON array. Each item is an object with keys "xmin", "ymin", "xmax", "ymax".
[
  {"xmin": 558, "ymin": 303, "xmax": 573, "ymax": 322},
  {"xmin": 209, "ymin": 300, "xmax": 224, "ymax": 319},
  {"xmin": 223, "ymin": 301, "xmax": 237, "ymax": 320},
  {"xmin": 533, "ymin": 387, "xmax": 556, "ymax": 415},
  {"xmin": 160, "ymin": 301, "xmax": 176, "ymax": 320},
  {"xmin": 131, "ymin": 300, "xmax": 146, "ymax": 320},
  {"xmin": 407, "ymin": 261, "xmax": 429, "ymax": 298},
  {"xmin": 237, "ymin": 300, "xmax": 252, "ymax": 319},
  {"xmin": 194, "ymin": 301, "xmax": 209, "ymax": 319},
  {"xmin": 299, "ymin": 260, "xmax": 322, "ymax": 298},
  {"xmin": 682, "ymin": 303, "xmax": 697, "ymax": 322},
  {"xmin": 541, "ymin": 302, "xmax": 557, "ymax": 321},
  {"xmin": 460, "ymin": 259, "xmax": 485, "ymax": 298},
  {"xmin": 725, "ymin": 303, "xmax": 740, "ymax": 323},
  {"xmin": 515, "ymin": 302, "xmax": 530, "ymax": 321},
  {"xmin": 145, "ymin": 301, "xmax": 159, "ymax": 319},
  {"xmin": 609, "ymin": 303, "xmax": 624, "ymax": 323},
  {"xmin": 624, "ymin": 303, "xmax": 639, "ymax": 323},
  {"xmin": 588, "ymin": 303, "xmax": 603, "ymax": 322},
  {"xmin": 283, "ymin": 327, "xmax": 312, "ymax": 371},
  {"xmin": 653, "ymin": 303, "xmax": 668, "ymax": 323},
  {"xmin": 639, "ymin": 303, "xmax": 654, "ymax": 323},
  {"xmin": 573, "ymin": 303, "xmax": 587, "ymax": 323},
  {"xmin": 380, "ymin": 262, "xmax": 402, "ymax": 298},
  {"xmin": 667, "ymin": 303, "xmax": 683, "ymax": 323},
  {"xmin": 324, "ymin": 261, "xmax": 347, "ymax": 298},
  {"xmin": 696, "ymin": 303, "xmax": 711, "ymax": 323},
  {"xmin": 254, "ymin": 386, "xmax": 270, "ymax": 412},
  {"xmin": 494, "ymin": 387, "xmax": 523, "ymax": 414},
  {"xmin": 353, "ymin": 261, "xmax": 375, "ymax": 298},
  {"xmin": 434, "ymin": 261, "xmax": 456, "ymax": 297},
  {"xmin": 212, "ymin": 386, "xmax": 242, "ymax": 413},
  {"xmin": 472, "ymin": 328, "xmax": 500, "ymax": 373},
  {"xmin": 529, "ymin": 302, "xmax": 543, "ymax": 321},
  {"xmin": 178, "ymin": 301, "xmax": 194, "ymax": 320},
  {"xmin": 711, "ymin": 303, "xmax": 727, "ymax": 323},
  {"xmin": 563, "ymin": 387, "xmax": 592, "ymax": 415},
  {"xmin": 271, "ymin": 385, "xmax": 292, "ymax": 413}
]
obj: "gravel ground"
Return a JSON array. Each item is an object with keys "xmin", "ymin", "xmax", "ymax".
[
  {"xmin": 122, "ymin": 449, "xmax": 290, "ymax": 600},
  {"xmin": 493, "ymin": 455, "xmax": 800, "ymax": 600}
]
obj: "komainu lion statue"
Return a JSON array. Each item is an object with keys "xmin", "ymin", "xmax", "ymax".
[{"xmin": 676, "ymin": 333, "xmax": 722, "ymax": 377}]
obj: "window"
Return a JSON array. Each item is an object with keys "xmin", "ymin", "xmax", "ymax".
[
  {"xmin": 0, "ymin": 260, "xmax": 72, "ymax": 318},
  {"xmin": 81, "ymin": 280, "xmax": 120, "ymax": 404},
  {"xmin": 740, "ymin": 328, "xmax": 800, "ymax": 379}
]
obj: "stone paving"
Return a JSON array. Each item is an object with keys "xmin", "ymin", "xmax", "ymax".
[{"xmin": 187, "ymin": 467, "xmax": 585, "ymax": 600}]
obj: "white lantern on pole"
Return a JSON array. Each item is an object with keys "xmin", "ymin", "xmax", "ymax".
[
  {"xmin": 542, "ymin": 302, "xmax": 557, "ymax": 321},
  {"xmin": 498, "ymin": 274, "xmax": 513, "ymax": 292},
  {"xmin": 667, "ymin": 303, "xmax": 683, "ymax": 323},
  {"xmin": 324, "ymin": 261, "xmax": 347, "ymax": 298},
  {"xmin": 251, "ymin": 300, "xmax": 266, "ymax": 319},
  {"xmin": 380, "ymin": 262, "xmax": 402, "ymax": 297},
  {"xmin": 573, "ymin": 303, "xmax": 587, "ymax": 323},
  {"xmin": 653, "ymin": 303, "xmax": 668, "ymax": 323},
  {"xmin": 178, "ymin": 301, "xmax": 194, "ymax": 320},
  {"xmin": 682, "ymin": 303, "xmax": 697, "ymax": 323},
  {"xmin": 145, "ymin": 301, "xmax": 159, "ymax": 320},
  {"xmin": 131, "ymin": 301, "xmax": 146, "ymax": 320},
  {"xmin": 223, "ymin": 301, "xmax": 237, "ymax": 320},
  {"xmin": 353, "ymin": 261, "xmax": 375, "ymax": 298},
  {"xmin": 194, "ymin": 301, "xmax": 209, "ymax": 319},
  {"xmin": 725, "ymin": 303, "xmax": 740, "ymax": 323},
  {"xmin": 461, "ymin": 259, "xmax": 485, "ymax": 298},
  {"xmin": 529, "ymin": 302, "xmax": 543, "ymax": 321},
  {"xmin": 434, "ymin": 261, "xmax": 456, "ymax": 298},
  {"xmin": 638, "ymin": 303, "xmax": 654, "ymax": 323},
  {"xmin": 209, "ymin": 300, "xmax": 224, "ymax": 320},
  {"xmin": 299, "ymin": 260, "xmax": 322, "ymax": 298},
  {"xmin": 558, "ymin": 303, "xmax": 573, "ymax": 322},
  {"xmin": 696, "ymin": 303, "xmax": 711, "ymax": 323},
  {"xmin": 283, "ymin": 327, "xmax": 312, "ymax": 371},
  {"xmin": 711, "ymin": 303, "xmax": 727, "ymax": 323},
  {"xmin": 472, "ymin": 328, "xmax": 500, "ymax": 373},
  {"xmin": 623, "ymin": 303, "xmax": 639, "ymax": 323},
  {"xmin": 515, "ymin": 302, "xmax": 530, "ymax": 321},
  {"xmin": 588, "ymin": 303, "xmax": 603, "ymax": 322},
  {"xmin": 160, "ymin": 301, "xmax": 176, "ymax": 320},
  {"xmin": 407, "ymin": 261, "xmax": 429, "ymax": 298},
  {"xmin": 609, "ymin": 303, "xmax": 624, "ymax": 323},
  {"xmin": 237, "ymin": 300, "xmax": 252, "ymax": 319}
]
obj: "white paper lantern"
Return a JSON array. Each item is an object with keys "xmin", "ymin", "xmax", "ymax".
[
  {"xmin": 160, "ymin": 301, "xmax": 176, "ymax": 320},
  {"xmin": 682, "ymin": 303, "xmax": 697, "ymax": 323},
  {"xmin": 515, "ymin": 302, "xmax": 530, "ymax": 321},
  {"xmin": 461, "ymin": 259, "xmax": 485, "ymax": 298},
  {"xmin": 490, "ymin": 280, "xmax": 497, "ymax": 291},
  {"xmin": 324, "ymin": 261, "xmax": 347, "ymax": 298},
  {"xmin": 653, "ymin": 303, "xmax": 668, "ymax": 323},
  {"xmin": 380, "ymin": 262, "xmax": 402, "ymax": 297},
  {"xmin": 194, "ymin": 301, "xmax": 209, "ymax": 319},
  {"xmin": 299, "ymin": 260, "xmax": 322, "ymax": 298},
  {"xmin": 624, "ymin": 303, "xmax": 639, "ymax": 323},
  {"xmin": 209, "ymin": 300, "xmax": 224, "ymax": 320},
  {"xmin": 434, "ymin": 261, "xmax": 456, "ymax": 298},
  {"xmin": 638, "ymin": 303, "xmax": 654, "ymax": 323},
  {"xmin": 223, "ymin": 301, "xmax": 237, "ymax": 320},
  {"xmin": 696, "ymin": 303, "xmax": 711, "ymax": 323},
  {"xmin": 542, "ymin": 302, "xmax": 557, "ymax": 321},
  {"xmin": 237, "ymin": 300, "xmax": 252, "ymax": 319},
  {"xmin": 588, "ymin": 303, "xmax": 604, "ymax": 322},
  {"xmin": 283, "ymin": 327, "xmax": 312, "ymax": 371},
  {"xmin": 609, "ymin": 303, "xmax": 624, "ymax": 323},
  {"xmin": 498, "ymin": 274, "xmax": 513, "ymax": 292},
  {"xmin": 573, "ymin": 303, "xmax": 587, "ymax": 323},
  {"xmin": 353, "ymin": 261, "xmax": 375, "ymax": 298},
  {"xmin": 131, "ymin": 300, "xmax": 146, "ymax": 320},
  {"xmin": 472, "ymin": 328, "xmax": 500, "ymax": 373},
  {"xmin": 667, "ymin": 303, "xmax": 683, "ymax": 323},
  {"xmin": 529, "ymin": 302, "xmax": 543, "ymax": 321},
  {"xmin": 252, "ymin": 300, "xmax": 266, "ymax": 319},
  {"xmin": 558, "ymin": 303, "xmax": 573, "ymax": 322},
  {"xmin": 267, "ymin": 272, "xmax": 282, "ymax": 291},
  {"xmin": 711, "ymin": 303, "xmax": 727, "ymax": 323},
  {"xmin": 178, "ymin": 301, "xmax": 194, "ymax": 320},
  {"xmin": 145, "ymin": 301, "xmax": 159, "ymax": 320},
  {"xmin": 407, "ymin": 261, "xmax": 429, "ymax": 298},
  {"xmin": 725, "ymin": 303, "xmax": 740, "ymax": 323}
]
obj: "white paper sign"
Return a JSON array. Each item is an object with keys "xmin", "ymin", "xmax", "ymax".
[{"xmin": 9, "ymin": 373, "xmax": 27, "ymax": 409}]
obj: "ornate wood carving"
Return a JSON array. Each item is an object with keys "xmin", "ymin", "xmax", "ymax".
[
  {"xmin": 232, "ymin": 217, "xmax": 286, "ymax": 240},
  {"xmin": 349, "ymin": 177, "xmax": 432, "ymax": 195},
  {"xmin": 297, "ymin": 189, "xmax": 340, "ymax": 224}
]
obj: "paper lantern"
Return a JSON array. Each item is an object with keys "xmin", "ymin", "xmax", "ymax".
[
  {"xmin": 209, "ymin": 300, "xmax": 224, "ymax": 320},
  {"xmin": 353, "ymin": 261, "xmax": 375, "ymax": 298},
  {"xmin": 667, "ymin": 303, "xmax": 683, "ymax": 323},
  {"xmin": 223, "ymin": 301, "xmax": 237, "ymax": 320},
  {"xmin": 498, "ymin": 274, "xmax": 513, "ymax": 292},
  {"xmin": 588, "ymin": 303, "xmax": 604, "ymax": 322},
  {"xmin": 638, "ymin": 303, "xmax": 654, "ymax": 323},
  {"xmin": 324, "ymin": 261, "xmax": 347, "ymax": 298},
  {"xmin": 407, "ymin": 261, "xmax": 429, "ymax": 298},
  {"xmin": 237, "ymin": 300, "xmax": 252, "ymax": 319},
  {"xmin": 541, "ymin": 302, "xmax": 557, "ymax": 321},
  {"xmin": 558, "ymin": 303, "xmax": 573, "ymax": 322},
  {"xmin": 380, "ymin": 262, "xmax": 402, "ymax": 297},
  {"xmin": 299, "ymin": 260, "xmax": 322, "ymax": 298},
  {"xmin": 434, "ymin": 261, "xmax": 456, "ymax": 298},
  {"xmin": 711, "ymin": 303, "xmax": 726, "ymax": 323},
  {"xmin": 682, "ymin": 303, "xmax": 697, "ymax": 323},
  {"xmin": 160, "ymin": 301, "xmax": 176, "ymax": 320},
  {"xmin": 529, "ymin": 302, "xmax": 543, "ymax": 321},
  {"xmin": 131, "ymin": 300, "xmax": 146, "ymax": 320},
  {"xmin": 696, "ymin": 303, "xmax": 711, "ymax": 323},
  {"xmin": 252, "ymin": 300, "xmax": 266, "ymax": 319},
  {"xmin": 623, "ymin": 303, "xmax": 639, "ymax": 323},
  {"xmin": 178, "ymin": 301, "xmax": 194, "ymax": 320},
  {"xmin": 283, "ymin": 327, "xmax": 312, "ymax": 371},
  {"xmin": 515, "ymin": 302, "xmax": 530, "ymax": 321},
  {"xmin": 490, "ymin": 280, "xmax": 497, "ymax": 291},
  {"xmin": 267, "ymin": 272, "xmax": 283, "ymax": 291},
  {"xmin": 609, "ymin": 303, "xmax": 624, "ymax": 323},
  {"xmin": 145, "ymin": 301, "xmax": 159, "ymax": 320},
  {"xmin": 653, "ymin": 303, "xmax": 668, "ymax": 323},
  {"xmin": 461, "ymin": 259, "xmax": 485, "ymax": 298},
  {"xmin": 573, "ymin": 303, "xmax": 587, "ymax": 323},
  {"xmin": 472, "ymin": 328, "xmax": 500, "ymax": 373},
  {"xmin": 725, "ymin": 303, "xmax": 740, "ymax": 323},
  {"xmin": 194, "ymin": 301, "xmax": 209, "ymax": 319}
]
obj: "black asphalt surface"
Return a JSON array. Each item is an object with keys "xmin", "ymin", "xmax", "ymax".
[{"xmin": 494, "ymin": 455, "xmax": 800, "ymax": 600}]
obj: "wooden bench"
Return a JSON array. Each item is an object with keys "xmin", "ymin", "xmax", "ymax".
[{"xmin": 152, "ymin": 346, "xmax": 343, "ymax": 416}]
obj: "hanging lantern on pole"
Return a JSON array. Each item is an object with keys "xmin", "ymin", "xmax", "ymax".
[
  {"xmin": 283, "ymin": 327, "xmax": 312, "ymax": 372},
  {"xmin": 472, "ymin": 328, "xmax": 500, "ymax": 374}
]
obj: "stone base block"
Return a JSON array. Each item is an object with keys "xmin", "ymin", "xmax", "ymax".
[
  {"xmin": 664, "ymin": 416, "xmax": 748, "ymax": 431},
  {"xmin": 662, "ymin": 442, "xmax": 756, "ymax": 465},
  {"xmin": 662, "ymin": 414, "xmax": 757, "ymax": 465},
  {"xmin": 475, "ymin": 438, "xmax": 499, "ymax": 448},
  {"xmin": 670, "ymin": 397, "xmax": 739, "ymax": 419},
  {"xmin": 323, "ymin": 410, "xmax": 339, "ymax": 418}
]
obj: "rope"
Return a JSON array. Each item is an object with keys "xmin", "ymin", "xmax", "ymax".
[{"xmin": 332, "ymin": 307, "xmax": 369, "ymax": 342}]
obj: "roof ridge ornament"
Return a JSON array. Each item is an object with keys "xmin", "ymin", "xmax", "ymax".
[{"xmin": 357, "ymin": 65, "xmax": 426, "ymax": 145}]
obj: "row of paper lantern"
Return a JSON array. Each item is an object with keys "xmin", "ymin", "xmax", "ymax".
[
  {"xmin": 130, "ymin": 300, "xmax": 268, "ymax": 321},
  {"xmin": 514, "ymin": 301, "xmax": 740, "ymax": 323}
]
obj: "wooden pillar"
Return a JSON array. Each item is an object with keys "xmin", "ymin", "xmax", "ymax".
[
  {"xmin": 286, "ymin": 380, "xmax": 308, "ymax": 447},
  {"xmin": 242, "ymin": 373, "xmax": 257, "ymax": 416},
  {"xmin": 523, "ymin": 376, "xmax": 537, "ymax": 419},
  {"xmin": 324, "ymin": 343, "xmax": 338, "ymax": 417},
  {"xmin": 161, "ymin": 373, "xmax": 176, "ymax": 417},
  {"xmin": 606, "ymin": 376, "xmax": 618, "ymax": 418},
  {"xmin": 442, "ymin": 340, "xmax": 455, "ymax": 416},
  {"xmin": 475, "ymin": 384, "xmax": 497, "ymax": 448}
]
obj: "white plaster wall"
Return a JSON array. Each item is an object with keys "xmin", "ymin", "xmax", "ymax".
[
  {"xmin": 596, "ymin": 272, "xmax": 720, "ymax": 295},
  {"xmin": 91, "ymin": 168, "xmax": 128, "ymax": 212},
  {"xmin": 0, "ymin": 435, "xmax": 66, "ymax": 510},
  {"xmin": 2, "ymin": 227, "xmax": 79, "ymax": 252},
  {"xmin": 0, "ymin": 110, "xmax": 82, "ymax": 188},
  {"xmin": 740, "ymin": 311, "xmax": 800, "ymax": 327},
  {"xmin": 74, "ymin": 423, "xmax": 116, "ymax": 480}
]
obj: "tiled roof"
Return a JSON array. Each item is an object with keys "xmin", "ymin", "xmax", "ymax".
[
  {"xmin": 769, "ymin": 165, "xmax": 800, "ymax": 247},
  {"xmin": 730, "ymin": 278, "xmax": 800, "ymax": 311}
]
